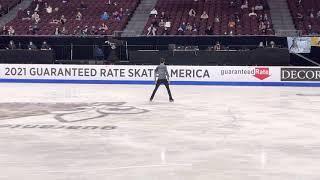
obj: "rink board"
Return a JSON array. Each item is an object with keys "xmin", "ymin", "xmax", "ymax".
[{"xmin": 0, "ymin": 64, "xmax": 320, "ymax": 87}]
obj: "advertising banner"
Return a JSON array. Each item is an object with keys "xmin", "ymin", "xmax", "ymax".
[
  {"xmin": 311, "ymin": 37, "xmax": 320, "ymax": 47},
  {"xmin": 0, "ymin": 64, "xmax": 319, "ymax": 86}
]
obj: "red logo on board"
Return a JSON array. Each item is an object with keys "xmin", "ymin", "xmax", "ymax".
[{"xmin": 254, "ymin": 68, "xmax": 270, "ymax": 80}]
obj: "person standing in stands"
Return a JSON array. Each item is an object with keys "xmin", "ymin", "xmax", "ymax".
[{"xmin": 150, "ymin": 58, "xmax": 174, "ymax": 102}]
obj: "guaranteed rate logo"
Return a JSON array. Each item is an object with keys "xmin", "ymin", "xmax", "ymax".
[
  {"xmin": 281, "ymin": 68, "xmax": 320, "ymax": 81},
  {"xmin": 253, "ymin": 67, "xmax": 271, "ymax": 80}
]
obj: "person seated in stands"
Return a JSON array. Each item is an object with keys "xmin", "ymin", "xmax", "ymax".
[
  {"xmin": 309, "ymin": 11, "xmax": 314, "ymax": 18},
  {"xmin": 177, "ymin": 22, "xmax": 186, "ymax": 35},
  {"xmin": 228, "ymin": 19, "xmax": 236, "ymax": 29},
  {"xmin": 162, "ymin": 27, "xmax": 169, "ymax": 35},
  {"xmin": 201, "ymin": 11, "xmax": 209, "ymax": 20},
  {"xmin": 119, "ymin": 8, "xmax": 124, "ymax": 17},
  {"xmin": 189, "ymin": 9, "xmax": 196, "ymax": 17},
  {"xmin": 54, "ymin": 27, "xmax": 60, "ymax": 35},
  {"xmin": 297, "ymin": 0, "xmax": 302, "ymax": 6},
  {"xmin": 76, "ymin": 12, "xmax": 82, "ymax": 20},
  {"xmin": 160, "ymin": 12, "xmax": 166, "ymax": 20},
  {"xmin": 82, "ymin": 26, "xmax": 89, "ymax": 35},
  {"xmin": 90, "ymin": 26, "xmax": 98, "ymax": 35},
  {"xmin": 8, "ymin": 26, "xmax": 15, "ymax": 36},
  {"xmin": 307, "ymin": 24, "xmax": 318, "ymax": 35},
  {"xmin": 186, "ymin": 23, "xmax": 193, "ymax": 31},
  {"xmin": 28, "ymin": 41, "xmax": 37, "ymax": 50},
  {"xmin": 73, "ymin": 26, "xmax": 82, "ymax": 35},
  {"xmin": 214, "ymin": 41, "xmax": 221, "ymax": 51},
  {"xmin": 22, "ymin": 11, "xmax": 32, "ymax": 21},
  {"xmin": 6, "ymin": 40, "xmax": 16, "ymax": 50},
  {"xmin": 205, "ymin": 26, "xmax": 213, "ymax": 35},
  {"xmin": 241, "ymin": 0, "xmax": 248, "ymax": 9},
  {"xmin": 99, "ymin": 23, "xmax": 109, "ymax": 33},
  {"xmin": 266, "ymin": 21, "xmax": 273, "ymax": 33},
  {"xmin": 255, "ymin": 2, "xmax": 264, "ymax": 11},
  {"xmin": 41, "ymin": 41, "xmax": 51, "ymax": 50},
  {"xmin": 150, "ymin": 8, "xmax": 158, "ymax": 17},
  {"xmin": 113, "ymin": 11, "xmax": 122, "ymax": 21},
  {"xmin": 46, "ymin": 5, "xmax": 53, "ymax": 14},
  {"xmin": 229, "ymin": 0, "xmax": 235, "ymax": 8},
  {"xmin": 1, "ymin": 26, "xmax": 7, "ymax": 35},
  {"xmin": 249, "ymin": 7, "xmax": 257, "ymax": 17},
  {"xmin": 60, "ymin": 26, "xmax": 68, "ymax": 35},
  {"xmin": 214, "ymin": 16, "xmax": 220, "ymax": 23},
  {"xmin": 101, "ymin": 12, "xmax": 110, "ymax": 21},
  {"xmin": 165, "ymin": 19, "xmax": 171, "ymax": 29},
  {"xmin": 79, "ymin": 1, "xmax": 87, "ymax": 9},
  {"xmin": 259, "ymin": 21, "xmax": 266, "ymax": 34},
  {"xmin": 125, "ymin": 8, "xmax": 131, "ymax": 16},
  {"xmin": 147, "ymin": 24, "xmax": 157, "ymax": 36},
  {"xmin": 60, "ymin": 15, "xmax": 67, "ymax": 24},
  {"xmin": 317, "ymin": 10, "xmax": 320, "ymax": 18},
  {"xmin": 31, "ymin": 12, "xmax": 41, "ymax": 23},
  {"xmin": 192, "ymin": 24, "xmax": 198, "ymax": 32},
  {"xmin": 159, "ymin": 19, "xmax": 165, "ymax": 27}
]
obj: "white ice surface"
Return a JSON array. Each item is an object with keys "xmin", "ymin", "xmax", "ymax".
[{"xmin": 0, "ymin": 83, "xmax": 320, "ymax": 180}]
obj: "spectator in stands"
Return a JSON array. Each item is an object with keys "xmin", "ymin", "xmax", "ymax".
[
  {"xmin": 192, "ymin": 24, "xmax": 198, "ymax": 33},
  {"xmin": 113, "ymin": 11, "xmax": 122, "ymax": 21},
  {"xmin": 297, "ymin": 12, "xmax": 304, "ymax": 21},
  {"xmin": 264, "ymin": 13, "xmax": 269, "ymax": 21},
  {"xmin": 228, "ymin": 19, "xmax": 236, "ymax": 29},
  {"xmin": 214, "ymin": 16, "xmax": 220, "ymax": 23},
  {"xmin": 177, "ymin": 24, "xmax": 184, "ymax": 35},
  {"xmin": 186, "ymin": 23, "xmax": 193, "ymax": 31},
  {"xmin": 99, "ymin": 23, "xmax": 109, "ymax": 32},
  {"xmin": 205, "ymin": 26, "xmax": 213, "ymax": 35},
  {"xmin": 259, "ymin": 21, "xmax": 266, "ymax": 34},
  {"xmin": 54, "ymin": 27, "xmax": 60, "ymax": 35},
  {"xmin": 307, "ymin": 24, "xmax": 318, "ymax": 35},
  {"xmin": 22, "ymin": 11, "xmax": 32, "ymax": 21},
  {"xmin": 165, "ymin": 20, "xmax": 171, "ymax": 29},
  {"xmin": 7, "ymin": 40, "xmax": 16, "ymax": 50},
  {"xmin": 41, "ymin": 41, "xmax": 51, "ymax": 50},
  {"xmin": 31, "ymin": 12, "xmax": 41, "ymax": 23},
  {"xmin": 82, "ymin": 26, "xmax": 89, "ymax": 35},
  {"xmin": 74, "ymin": 26, "xmax": 82, "ymax": 35},
  {"xmin": 76, "ymin": 12, "xmax": 82, "ymax": 20},
  {"xmin": 189, "ymin": 9, "xmax": 196, "ymax": 17},
  {"xmin": 159, "ymin": 19, "xmax": 165, "ymax": 27},
  {"xmin": 249, "ymin": 7, "xmax": 257, "ymax": 17},
  {"xmin": 201, "ymin": 11, "xmax": 209, "ymax": 20},
  {"xmin": 241, "ymin": 0, "xmax": 248, "ymax": 9},
  {"xmin": 162, "ymin": 27, "xmax": 169, "ymax": 35},
  {"xmin": 160, "ymin": 12, "xmax": 166, "ymax": 20},
  {"xmin": 61, "ymin": 26, "xmax": 68, "ymax": 35},
  {"xmin": 101, "ymin": 11, "xmax": 110, "ymax": 21},
  {"xmin": 150, "ymin": 8, "xmax": 158, "ymax": 17},
  {"xmin": 309, "ymin": 12, "xmax": 314, "ymax": 18},
  {"xmin": 8, "ymin": 26, "xmax": 15, "ymax": 35},
  {"xmin": 28, "ymin": 41, "xmax": 37, "ymax": 50},
  {"xmin": 317, "ymin": 10, "xmax": 320, "ymax": 18},
  {"xmin": 1, "ymin": 26, "xmax": 7, "ymax": 35},
  {"xmin": 60, "ymin": 15, "xmax": 67, "ymax": 24},
  {"xmin": 255, "ymin": 2, "xmax": 264, "ymax": 11},
  {"xmin": 90, "ymin": 26, "xmax": 98, "ymax": 35},
  {"xmin": 147, "ymin": 24, "xmax": 157, "ymax": 36},
  {"xmin": 46, "ymin": 5, "xmax": 53, "ymax": 13}
]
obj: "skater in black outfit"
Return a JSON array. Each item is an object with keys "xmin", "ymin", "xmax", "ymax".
[{"xmin": 150, "ymin": 59, "xmax": 174, "ymax": 102}]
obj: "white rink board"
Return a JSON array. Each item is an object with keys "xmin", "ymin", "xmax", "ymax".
[{"xmin": 0, "ymin": 64, "xmax": 319, "ymax": 86}]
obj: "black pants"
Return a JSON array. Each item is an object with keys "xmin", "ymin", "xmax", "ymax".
[{"xmin": 150, "ymin": 79, "xmax": 173, "ymax": 100}]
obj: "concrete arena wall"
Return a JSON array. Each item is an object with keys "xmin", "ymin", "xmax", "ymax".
[{"xmin": 0, "ymin": 64, "xmax": 320, "ymax": 87}]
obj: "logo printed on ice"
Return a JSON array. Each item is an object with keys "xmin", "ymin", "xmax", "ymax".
[{"xmin": 253, "ymin": 68, "xmax": 270, "ymax": 80}]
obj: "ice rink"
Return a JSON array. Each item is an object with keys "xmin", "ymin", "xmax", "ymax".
[{"xmin": 0, "ymin": 83, "xmax": 320, "ymax": 180}]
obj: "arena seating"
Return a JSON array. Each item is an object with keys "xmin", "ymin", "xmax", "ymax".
[
  {"xmin": 0, "ymin": 0, "xmax": 21, "ymax": 16},
  {"xmin": 143, "ymin": 0, "xmax": 274, "ymax": 35},
  {"xmin": 287, "ymin": 0, "xmax": 320, "ymax": 35},
  {"xmin": 4, "ymin": 0, "xmax": 140, "ymax": 35}
]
